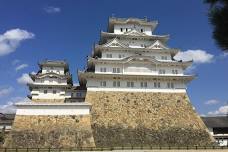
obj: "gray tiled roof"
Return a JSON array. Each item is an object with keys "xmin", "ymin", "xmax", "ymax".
[{"xmin": 201, "ymin": 116, "xmax": 228, "ymax": 128}]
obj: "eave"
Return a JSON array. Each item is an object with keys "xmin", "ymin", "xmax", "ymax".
[
  {"xmin": 100, "ymin": 31, "xmax": 169, "ymax": 44},
  {"xmin": 29, "ymin": 73, "xmax": 72, "ymax": 81},
  {"xmin": 108, "ymin": 17, "xmax": 158, "ymax": 32},
  {"xmin": 78, "ymin": 71, "xmax": 195, "ymax": 82},
  {"xmin": 94, "ymin": 44, "xmax": 179, "ymax": 56},
  {"xmin": 88, "ymin": 56, "xmax": 193, "ymax": 69},
  {"xmin": 28, "ymin": 83, "xmax": 72, "ymax": 91},
  {"xmin": 38, "ymin": 60, "xmax": 69, "ymax": 70}
]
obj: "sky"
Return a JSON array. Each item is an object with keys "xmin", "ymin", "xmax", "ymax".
[{"xmin": 0, "ymin": 0, "xmax": 227, "ymax": 115}]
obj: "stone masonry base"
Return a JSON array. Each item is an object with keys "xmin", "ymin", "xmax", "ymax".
[
  {"xmin": 85, "ymin": 91, "xmax": 214, "ymax": 147},
  {"xmin": 4, "ymin": 115, "xmax": 95, "ymax": 148}
]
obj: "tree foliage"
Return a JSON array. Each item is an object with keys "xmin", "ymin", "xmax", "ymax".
[{"xmin": 205, "ymin": 0, "xmax": 228, "ymax": 52}]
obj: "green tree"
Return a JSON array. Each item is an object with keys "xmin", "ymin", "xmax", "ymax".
[{"xmin": 205, "ymin": 0, "xmax": 228, "ymax": 52}]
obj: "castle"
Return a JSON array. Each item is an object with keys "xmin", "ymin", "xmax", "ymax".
[{"xmin": 5, "ymin": 17, "xmax": 214, "ymax": 148}]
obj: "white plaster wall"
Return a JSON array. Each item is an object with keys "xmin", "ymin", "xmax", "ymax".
[
  {"xmin": 16, "ymin": 104, "xmax": 90, "ymax": 115},
  {"xmin": 102, "ymin": 50, "xmax": 172, "ymax": 61},
  {"xmin": 114, "ymin": 24, "xmax": 152, "ymax": 35},
  {"xmin": 65, "ymin": 90, "xmax": 86, "ymax": 98},
  {"xmin": 86, "ymin": 78, "xmax": 186, "ymax": 91},
  {"xmin": 31, "ymin": 88, "xmax": 66, "ymax": 99},
  {"xmin": 42, "ymin": 66, "xmax": 65, "ymax": 75},
  {"xmin": 95, "ymin": 64, "xmax": 123, "ymax": 74},
  {"xmin": 34, "ymin": 77, "xmax": 67, "ymax": 85},
  {"xmin": 95, "ymin": 63, "xmax": 184, "ymax": 76}
]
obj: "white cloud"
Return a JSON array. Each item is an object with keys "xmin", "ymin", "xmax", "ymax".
[
  {"xmin": 208, "ymin": 105, "xmax": 228, "ymax": 115},
  {"xmin": 0, "ymin": 87, "xmax": 13, "ymax": 97},
  {"xmin": 44, "ymin": 6, "xmax": 61, "ymax": 13},
  {"xmin": 15, "ymin": 63, "xmax": 28, "ymax": 71},
  {"xmin": 174, "ymin": 49, "xmax": 214, "ymax": 64},
  {"xmin": 31, "ymin": 71, "xmax": 36, "ymax": 74},
  {"xmin": 0, "ymin": 97, "xmax": 30, "ymax": 114},
  {"xmin": 205, "ymin": 99, "xmax": 220, "ymax": 105},
  {"xmin": 12, "ymin": 59, "xmax": 20, "ymax": 65},
  {"xmin": 17, "ymin": 73, "xmax": 33, "ymax": 85},
  {"xmin": 0, "ymin": 29, "xmax": 34, "ymax": 56}
]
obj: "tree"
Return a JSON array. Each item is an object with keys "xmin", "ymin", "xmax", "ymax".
[{"xmin": 205, "ymin": 0, "xmax": 228, "ymax": 52}]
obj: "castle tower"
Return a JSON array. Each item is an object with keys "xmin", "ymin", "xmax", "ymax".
[
  {"xmin": 5, "ymin": 60, "xmax": 95, "ymax": 148},
  {"xmin": 79, "ymin": 17, "xmax": 214, "ymax": 146},
  {"xmin": 28, "ymin": 60, "xmax": 73, "ymax": 102}
]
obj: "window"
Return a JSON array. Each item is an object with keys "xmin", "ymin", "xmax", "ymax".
[
  {"xmin": 71, "ymin": 92, "xmax": 74, "ymax": 97},
  {"xmin": 154, "ymin": 82, "xmax": 160, "ymax": 88},
  {"xmin": 50, "ymin": 79, "xmax": 53, "ymax": 83},
  {"xmin": 159, "ymin": 69, "xmax": 165, "ymax": 74},
  {"xmin": 50, "ymin": 67, "xmax": 54, "ymax": 70},
  {"xmin": 100, "ymin": 81, "xmax": 106, "ymax": 87},
  {"xmin": 140, "ymin": 82, "xmax": 147, "ymax": 88},
  {"xmin": 106, "ymin": 54, "xmax": 112, "ymax": 58},
  {"xmin": 41, "ymin": 79, "xmax": 44, "ymax": 83},
  {"xmin": 120, "ymin": 28, "xmax": 123, "ymax": 32},
  {"xmin": 100, "ymin": 67, "xmax": 106, "ymax": 72},
  {"xmin": 44, "ymin": 90, "xmax": 47, "ymax": 94},
  {"xmin": 141, "ymin": 44, "xmax": 145, "ymax": 47},
  {"xmin": 127, "ymin": 82, "xmax": 134, "ymax": 88},
  {"xmin": 53, "ymin": 90, "xmax": 56, "ymax": 94},
  {"xmin": 126, "ymin": 28, "xmax": 128, "ymax": 32},
  {"xmin": 141, "ymin": 29, "xmax": 143, "ymax": 32},
  {"xmin": 57, "ymin": 70, "xmax": 60, "ymax": 74},
  {"xmin": 113, "ymin": 68, "xmax": 120, "ymax": 73},
  {"xmin": 161, "ymin": 56, "xmax": 168, "ymax": 60},
  {"xmin": 172, "ymin": 69, "xmax": 178, "ymax": 74},
  {"xmin": 113, "ymin": 81, "xmax": 120, "ymax": 87},
  {"xmin": 76, "ymin": 92, "xmax": 82, "ymax": 97},
  {"xmin": 167, "ymin": 82, "xmax": 174, "ymax": 89},
  {"xmin": 118, "ymin": 54, "xmax": 125, "ymax": 58}
]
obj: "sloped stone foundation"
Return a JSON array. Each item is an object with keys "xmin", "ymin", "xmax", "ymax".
[
  {"xmin": 4, "ymin": 115, "xmax": 95, "ymax": 148},
  {"xmin": 85, "ymin": 91, "xmax": 214, "ymax": 147}
]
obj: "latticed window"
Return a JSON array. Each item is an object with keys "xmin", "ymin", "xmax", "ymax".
[
  {"xmin": 140, "ymin": 82, "xmax": 147, "ymax": 88},
  {"xmin": 76, "ymin": 92, "xmax": 82, "ymax": 97},
  {"xmin": 159, "ymin": 69, "xmax": 165, "ymax": 74},
  {"xmin": 106, "ymin": 54, "xmax": 112, "ymax": 58},
  {"xmin": 161, "ymin": 56, "xmax": 167, "ymax": 60},
  {"xmin": 127, "ymin": 81, "xmax": 134, "ymax": 88},
  {"xmin": 113, "ymin": 68, "xmax": 120, "ymax": 73},
  {"xmin": 100, "ymin": 81, "xmax": 106, "ymax": 87},
  {"xmin": 172, "ymin": 69, "xmax": 178, "ymax": 74},
  {"xmin": 167, "ymin": 82, "xmax": 174, "ymax": 89},
  {"xmin": 154, "ymin": 82, "xmax": 160, "ymax": 88},
  {"xmin": 113, "ymin": 81, "xmax": 120, "ymax": 87},
  {"xmin": 100, "ymin": 67, "xmax": 106, "ymax": 72}
]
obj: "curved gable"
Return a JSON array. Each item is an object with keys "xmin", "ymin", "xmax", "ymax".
[{"xmin": 102, "ymin": 38, "xmax": 129, "ymax": 48}]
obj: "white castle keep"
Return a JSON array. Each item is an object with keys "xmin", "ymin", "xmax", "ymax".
[
  {"xmin": 15, "ymin": 60, "xmax": 90, "ymax": 116},
  {"xmin": 78, "ymin": 17, "xmax": 194, "ymax": 92}
]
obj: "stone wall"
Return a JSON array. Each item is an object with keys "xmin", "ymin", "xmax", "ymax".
[
  {"xmin": 4, "ymin": 115, "xmax": 95, "ymax": 148},
  {"xmin": 85, "ymin": 91, "xmax": 214, "ymax": 147}
]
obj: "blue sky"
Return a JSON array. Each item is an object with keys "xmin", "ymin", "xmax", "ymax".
[{"xmin": 0, "ymin": 0, "xmax": 227, "ymax": 115}]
